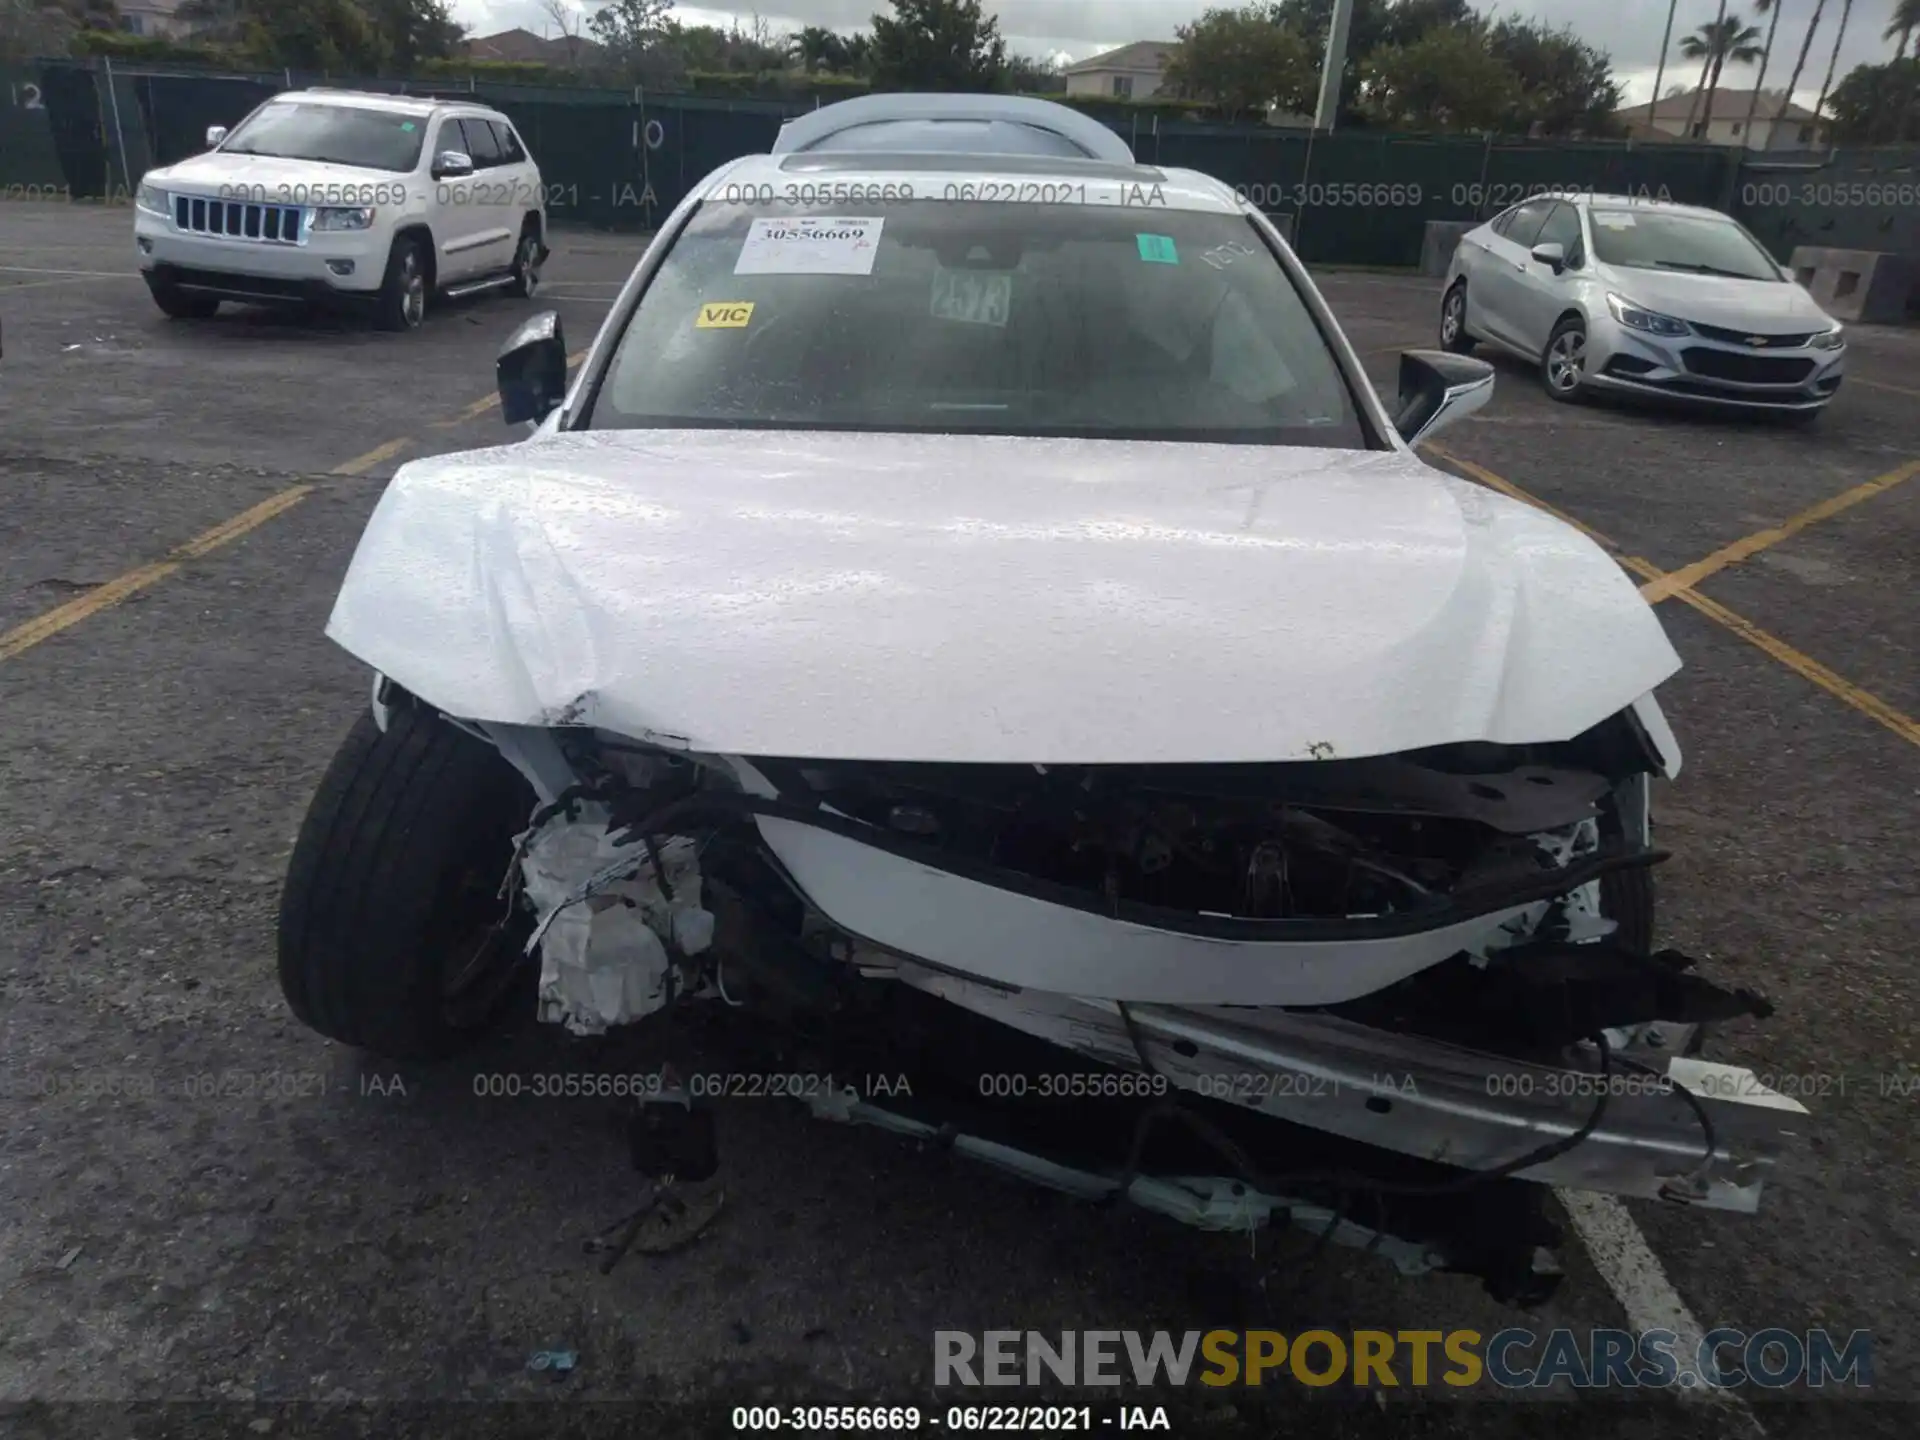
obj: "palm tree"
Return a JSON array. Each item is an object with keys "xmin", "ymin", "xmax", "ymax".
[
  {"xmin": 1887, "ymin": 0, "xmax": 1920, "ymax": 141},
  {"xmin": 1765, "ymin": 0, "xmax": 1827, "ymax": 147},
  {"xmin": 1891, "ymin": 0, "xmax": 1920, "ymax": 57},
  {"xmin": 1739, "ymin": 0, "xmax": 1786, "ymax": 150},
  {"xmin": 1684, "ymin": 2, "xmax": 1731, "ymax": 134},
  {"xmin": 788, "ymin": 25, "xmax": 840, "ymax": 73},
  {"xmin": 1680, "ymin": 10, "xmax": 1765, "ymax": 136},
  {"xmin": 1810, "ymin": 0, "xmax": 1854, "ymax": 127}
]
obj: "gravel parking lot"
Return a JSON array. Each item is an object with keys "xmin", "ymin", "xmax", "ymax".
[{"xmin": 2, "ymin": 201, "xmax": 1916, "ymax": 1440}]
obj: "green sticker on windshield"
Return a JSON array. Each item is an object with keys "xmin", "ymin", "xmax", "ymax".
[
  {"xmin": 1137, "ymin": 234, "xmax": 1179, "ymax": 264},
  {"xmin": 400, "ymin": 122, "xmax": 417, "ymax": 132}
]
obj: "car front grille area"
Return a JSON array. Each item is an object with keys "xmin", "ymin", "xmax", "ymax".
[
  {"xmin": 1687, "ymin": 320, "xmax": 1818, "ymax": 349},
  {"xmin": 173, "ymin": 195, "xmax": 303, "ymax": 244},
  {"xmin": 1680, "ymin": 348, "xmax": 1815, "ymax": 385}
]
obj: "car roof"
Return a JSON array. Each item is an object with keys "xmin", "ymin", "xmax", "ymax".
[
  {"xmin": 713, "ymin": 152, "xmax": 1245, "ymax": 215},
  {"xmin": 271, "ymin": 88, "xmax": 503, "ymax": 121},
  {"xmin": 1571, "ymin": 193, "xmax": 1728, "ymax": 220},
  {"xmin": 731, "ymin": 93, "xmax": 1246, "ymax": 214}
]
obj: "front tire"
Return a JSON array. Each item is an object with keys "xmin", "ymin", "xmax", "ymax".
[
  {"xmin": 277, "ymin": 705, "xmax": 535, "ymax": 1060},
  {"xmin": 147, "ymin": 278, "xmax": 219, "ymax": 320},
  {"xmin": 508, "ymin": 221, "xmax": 542, "ymax": 300},
  {"xmin": 1542, "ymin": 316, "xmax": 1589, "ymax": 402},
  {"xmin": 373, "ymin": 235, "xmax": 430, "ymax": 332},
  {"xmin": 1439, "ymin": 281, "xmax": 1474, "ymax": 354}
]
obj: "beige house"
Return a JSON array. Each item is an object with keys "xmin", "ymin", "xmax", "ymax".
[
  {"xmin": 1063, "ymin": 41, "xmax": 1177, "ymax": 101},
  {"xmin": 118, "ymin": 0, "xmax": 195, "ymax": 39},
  {"xmin": 1613, "ymin": 88, "xmax": 1825, "ymax": 150}
]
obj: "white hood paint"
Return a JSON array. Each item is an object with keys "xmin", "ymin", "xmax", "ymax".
[
  {"xmin": 154, "ymin": 152, "xmax": 420, "ymax": 196},
  {"xmin": 326, "ymin": 430, "xmax": 1681, "ymax": 765}
]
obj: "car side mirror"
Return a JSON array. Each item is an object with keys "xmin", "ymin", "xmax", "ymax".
[
  {"xmin": 205, "ymin": 125, "xmax": 227, "ymax": 148},
  {"xmin": 432, "ymin": 150, "xmax": 474, "ymax": 180},
  {"xmin": 1530, "ymin": 241, "xmax": 1567, "ymax": 273},
  {"xmin": 1394, "ymin": 350, "xmax": 1495, "ymax": 448},
  {"xmin": 498, "ymin": 311, "xmax": 567, "ymax": 426}
]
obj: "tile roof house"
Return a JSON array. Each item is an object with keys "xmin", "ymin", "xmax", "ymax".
[
  {"xmin": 1613, "ymin": 88, "xmax": 1826, "ymax": 150},
  {"xmin": 1063, "ymin": 41, "xmax": 1178, "ymax": 101},
  {"xmin": 462, "ymin": 27, "xmax": 607, "ymax": 67}
]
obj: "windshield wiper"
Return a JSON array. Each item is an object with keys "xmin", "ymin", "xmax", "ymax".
[{"xmin": 1653, "ymin": 260, "xmax": 1771, "ymax": 280}]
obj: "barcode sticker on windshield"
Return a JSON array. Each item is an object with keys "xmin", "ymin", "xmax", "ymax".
[
  {"xmin": 930, "ymin": 268, "xmax": 1012, "ymax": 327},
  {"xmin": 736, "ymin": 217, "xmax": 884, "ymax": 276},
  {"xmin": 1593, "ymin": 212, "xmax": 1636, "ymax": 229}
]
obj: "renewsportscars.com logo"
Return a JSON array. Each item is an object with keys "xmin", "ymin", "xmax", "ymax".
[{"xmin": 934, "ymin": 1329, "xmax": 1873, "ymax": 1391}]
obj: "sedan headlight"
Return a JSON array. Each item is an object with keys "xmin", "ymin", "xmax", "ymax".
[
  {"xmin": 310, "ymin": 206, "xmax": 377, "ymax": 232},
  {"xmin": 1809, "ymin": 325, "xmax": 1845, "ymax": 351},
  {"xmin": 135, "ymin": 180, "xmax": 169, "ymax": 217},
  {"xmin": 1606, "ymin": 293, "xmax": 1690, "ymax": 337}
]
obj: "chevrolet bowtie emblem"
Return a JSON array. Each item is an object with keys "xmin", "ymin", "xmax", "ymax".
[{"xmin": 1746, "ymin": 336, "xmax": 1769, "ymax": 346}]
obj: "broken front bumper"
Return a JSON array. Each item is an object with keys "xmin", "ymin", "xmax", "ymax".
[{"xmin": 872, "ymin": 960, "xmax": 1802, "ymax": 1214}]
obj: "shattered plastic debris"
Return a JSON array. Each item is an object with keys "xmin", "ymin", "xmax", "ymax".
[{"xmin": 518, "ymin": 802, "xmax": 714, "ymax": 1036}]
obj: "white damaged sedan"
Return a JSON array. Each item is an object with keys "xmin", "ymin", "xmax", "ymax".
[{"xmin": 282, "ymin": 96, "xmax": 1803, "ymax": 1303}]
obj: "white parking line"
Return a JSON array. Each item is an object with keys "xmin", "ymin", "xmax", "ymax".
[{"xmin": 1559, "ymin": 1192, "xmax": 1765, "ymax": 1431}]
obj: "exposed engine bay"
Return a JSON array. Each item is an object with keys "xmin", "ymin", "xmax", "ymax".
[{"xmin": 420, "ymin": 696, "xmax": 1803, "ymax": 1307}]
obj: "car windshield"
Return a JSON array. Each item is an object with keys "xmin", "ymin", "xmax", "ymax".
[
  {"xmin": 1587, "ymin": 208, "xmax": 1782, "ymax": 281},
  {"xmin": 221, "ymin": 102, "xmax": 426, "ymax": 173},
  {"xmin": 586, "ymin": 198, "xmax": 1367, "ymax": 447}
]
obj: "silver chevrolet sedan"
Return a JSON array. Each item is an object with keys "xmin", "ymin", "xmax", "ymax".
[{"xmin": 1441, "ymin": 193, "xmax": 1846, "ymax": 419}]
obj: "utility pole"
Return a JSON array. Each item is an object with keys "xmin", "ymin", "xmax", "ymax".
[{"xmin": 1313, "ymin": 0, "xmax": 1357, "ymax": 131}]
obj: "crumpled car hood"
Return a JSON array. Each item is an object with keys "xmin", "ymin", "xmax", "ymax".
[{"xmin": 325, "ymin": 429, "xmax": 1681, "ymax": 764}]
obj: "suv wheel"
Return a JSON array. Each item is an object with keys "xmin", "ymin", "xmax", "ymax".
[
  {"xmin": 374, "ymin": 236, "xmax": 430, "ymax": 332},
  {"xmin": 277, "ymin": 705, "xmax": 535, "ymax": 1060},
  {"xmin": 508, "ymin": 223, "xmax": 542, "ymax": 300},
  {"xmin": 147, "ymin": 278, "xmax": 220, "ymax": 320}
]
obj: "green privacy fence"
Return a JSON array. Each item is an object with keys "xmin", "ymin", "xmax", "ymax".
[
  {"xmin": 8, "ymin": 58, "xmax": 1905, "ymax": 275},
  {"xmin": 1, "ymin": 67, "xmax": 69, "ymax": 191},
  {"xmin": 1736, "ymin": 146, "xmax": 1920, "ymax": 266}
]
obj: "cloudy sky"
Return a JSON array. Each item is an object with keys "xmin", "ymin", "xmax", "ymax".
[{"xmin": 453, "ymin": 0, "xmax": 1904, "ymax": 106}]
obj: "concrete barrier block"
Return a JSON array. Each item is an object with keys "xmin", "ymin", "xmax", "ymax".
[
  {"xmin": 1420, "ymin": 220, "xmax": 1478, "ymax": 277},
  {"xmin": 1787, "ymin": 246, "xmax": 1917, "ymax": 324}
]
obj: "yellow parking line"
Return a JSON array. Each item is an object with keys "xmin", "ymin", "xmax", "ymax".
[
  {"xmin": 2, "ymin": 349, "xmax": 593, "ymax": 665},
  {"xmin": 1662, "ymin": 583, "xmax": 1920, "ymax": 747},
  {"xmin": 0, "ymin": 438, "xmax": 411, "ymax": 664},
  {"xmin": 1424, "ymin": 442, "xmax": 1920, "ymax": 750},
  {"xmin": 429, "ymin": 348, "xmax": 590, "ymax": 429},
  {"xmin": 1638, "ymin": 459, "xmax": 1920, "ymax": 604},
  {"xmin": 1852, "ymin": 376, "xmax": 1920, "ymax": 400},
  {"xmin": 1423, "ymin": 442, "xmax": 1621, "ymax": 549}
]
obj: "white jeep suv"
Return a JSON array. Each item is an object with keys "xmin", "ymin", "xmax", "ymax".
[{"xmin": 133, "ymin": 88, "xmax": 549, "ymax": 331}]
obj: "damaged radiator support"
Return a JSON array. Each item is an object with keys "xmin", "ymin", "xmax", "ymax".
[{"xmin": 496, "ymin": 740, "xmax": 1805, "ymax": 1290}]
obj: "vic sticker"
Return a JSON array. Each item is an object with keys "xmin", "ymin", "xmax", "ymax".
[{"xmin": 697, "ymin": 301, "xmax": 755, "ymax": 329}]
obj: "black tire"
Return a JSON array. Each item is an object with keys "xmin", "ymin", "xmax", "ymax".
[
  {"xmin": 373, "ymin": 234, "xmax": 430, "ymax": 332},
  {"xmin": 508, "ymin": 219, "xmax": 543, "ymax": 300},
  {"xmin": 1439, "ymin": 281, "xmax": 1474, "ymax": 354},
  {"xmin": 1542, "ymin": 315, "xmax": 1589, "ymax": 402},
  {"xmin": 147, "ymin": 279, "xmax": 219, "ymax": 320},
  {"xmin": 277, "ymin": 705, "xmax": 535, "ymax": 1060}
]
